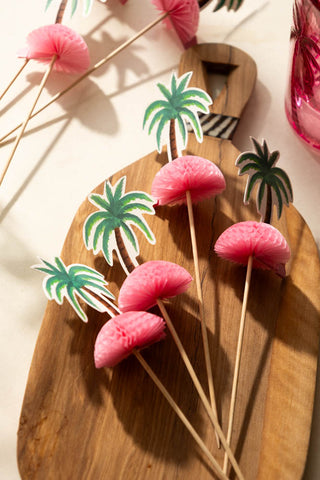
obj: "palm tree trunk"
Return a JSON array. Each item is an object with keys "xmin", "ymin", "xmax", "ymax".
[
  {"xmin": 169, "ymin": 118, "xmax": 179, "ymax": 160},
  {"xmin": 55, "ymin": 0, "xmax": 68, "ymax": 24},
  {"xmin": 198, "ymin": 0, "xmax": 211, "ymax": 7},
  {"xmin": 82, "ymin": 287, "xmax": 119, "ymax": 316},
  {"xmin": 114, "ymin": 227, "xmax": 136, "ymax": 273},
  {"xmin": 264, "ymin": 186, "xmax": 272, "ymax": 224}
]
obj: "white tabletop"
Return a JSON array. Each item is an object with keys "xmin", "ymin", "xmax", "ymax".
[{"xmin": 0, "ymin": 0, "xmax": 319, "ymax": 478}]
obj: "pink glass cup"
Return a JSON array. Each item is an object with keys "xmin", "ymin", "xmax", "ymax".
[{"xmin": 285, "ymin": 0, "xmax": 320, "ymax": 151}]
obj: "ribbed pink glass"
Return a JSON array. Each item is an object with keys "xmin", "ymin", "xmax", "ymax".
[{"xmin": 285, "ymin": 0, "xmax": 320, "ymax": 150}]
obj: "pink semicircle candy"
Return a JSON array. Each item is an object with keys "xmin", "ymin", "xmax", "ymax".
[
  {"xmin": 94, "ymin": 311, "xmax": 166, "ymax": 368},
  {"xmin": 214, "ymin": 221, "xmax": 291, "ymax": 277},
  {"xmin": 18, "ymin": 24, "xmax": 90, "ymax": 74},
  {"xmin": 151, "ymin": 155, "xmax": 226, "ymax": 206},
  {"xmin": 118, "ymin": 260, "xmax": 193, "ymax": 312},
  {"xmin": 152, "ymin": 0, "xmax": 199, "ymax": 48}
]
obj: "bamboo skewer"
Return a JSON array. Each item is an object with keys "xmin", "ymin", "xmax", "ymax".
[
  {"xmin": 186, "ymin": 190, "xmax": 221, "ymax": 449},
  {"xmin": 0, "ymin": 59, "xmax": 29, "ymax": 102},
  {"xmin": 223, "ymin": 254, "xmax": 253, "ymax": 475},
  {"xmin": 0, "ymin": 55, "xmax": 57, "ymax": 187},
  {"xmin": 98, "ymin": 303, "xmax": 228, "ymax": 479},
  {"xmin": 157, "ymin": 298, "xmax": 245, "ymax": 480},
  {"xmin": 0, "ymin": 12, "xmax": 169, "ymax": 145},
  {"xmin": 134, "ymin": 350, "xmax": 229, "ymax": 480}
]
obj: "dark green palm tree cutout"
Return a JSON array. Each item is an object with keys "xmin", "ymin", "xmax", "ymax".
[
  {"xmin": 84, "ymin": 176, "xmax": 155, "ymax": 274},
  {"xmin": 143, "ymin": 71, "xmax": 212, "ymax": 160},
  {"xmin": 236, "ymin": 137, "xmax": 293, "ymax": 223},
  {"xmin": 214, "ymin": 0, "xmax": 244, "ymax": 11},
  {"xmin": 34, "ymin": 257, "xmax": 116, "ymax": 322}
]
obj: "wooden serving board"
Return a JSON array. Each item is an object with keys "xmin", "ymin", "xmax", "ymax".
[{"xmin": 17, "ymin": 44, "xmax": 320, "ymax": 480}]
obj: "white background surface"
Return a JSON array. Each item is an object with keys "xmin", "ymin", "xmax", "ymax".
[{"xmin": 0, "ymin": 0, "xmax": 319, "ymax": 478}]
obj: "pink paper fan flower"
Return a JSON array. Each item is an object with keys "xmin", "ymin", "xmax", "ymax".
[
  {"xmin": 152, "ymin": 0, "xmax": 199, "ymax": 48},
  {"xmin": 152, "ymin": 155, "xmax": 226, "ymax": 205},
  {"xmin": 118, "ymin": 260, "xmax": 192, "ymax": 312},
  {"xmin": 94, "ymin": 311, "xmax": 166, "ymax": 368},
  {"xmin": 18, "ymin": 24, "xmax": 90, "ymax": 74},
  {"xmin": 214, "ymin": 221, "xmax": 291, "ymax": 277}
]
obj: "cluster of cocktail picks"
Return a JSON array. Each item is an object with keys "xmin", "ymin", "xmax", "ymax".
[
  {"xmin": 0, "ymin": 0, "xmax": 202, "ymax": 186},
  {"xmin": 34, "ymin": 68, "xmax": 292, "ymax": 479},
  {"xmin": 0, "ymin": 0, "xmax": 249, "ymax": 186}
]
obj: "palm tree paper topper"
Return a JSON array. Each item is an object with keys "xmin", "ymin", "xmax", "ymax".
[
  {"xmin": 33, "ymin": 257, "xmax": 115, "ymax": 322},
  {"xmin": 236, "ymin": 137, "xmax": 293, "ymax": 224},
  {"xmin": 84, "ymin": 176, "xmax": 156, "ymax": 275},
  {"xmin": 143, "ymin": 71, "xmax": 212, "ymax": 161}
]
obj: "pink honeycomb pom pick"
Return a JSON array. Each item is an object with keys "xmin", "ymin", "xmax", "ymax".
[
  {"xmin": 151, "ymin": 155, "xmax": 226, "ymax": 206},
  {"xmin": 94, "ymin": 311, "xmax": 166, "ymax": 368},
  {"xmin": 152, "ymin": 155, "xmax": 225, "ymax": 445},
  {"xmin": 1, "ymin": 23, "xmax": 89, "ymax": 123},
  {"xmin": 117, "ymin": 260, "xmax": 231, "ymax": 455},
  {"xmin": 118, "ymin": 260, "xmax": 192, "ymax": 312},
  {"xmin": 0, "ymin": 24, "xmax": 90, "ymax": 187},
  {"xmin": 94, "ymin": 310, "xmax": 227, "ymax": 478},
  {"xmin": 18, "ymin": 24, "xmax": 90, "ymax": 74},
  {"xmin": 215, "ymin": 221, "xmax": 291, "ymax": 472},
  {"xmin": 152, "ymin": 0, "xmax": 199, "ymax": 48},
  {"xmin": 0, "ymin": 0, "xmax": 199, "ymax": 142},
  {"xmin": 214, "ymin": 221, "xmax": 291, "ymax": 277},
  {"xmin": 1, "ymin": 23, "xmax": 89, "ymax": 110}
]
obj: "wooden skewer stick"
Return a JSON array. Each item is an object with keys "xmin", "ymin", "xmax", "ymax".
[
  {"xmin": 134, "ymin": 350, "xmax": 229, "ymax": 480},
  {"xmin": 186, "ymin": 190, "xmax": 221, "ymax": 449},
  {"xmin": 0, "ymin": 59, "xmax": 29, "ymax": 102},
  {"xmin": 105, "ymin": 308, "xmax": 227, "ymax": 477},
  {"xmin": 0, "ymin": 12, "xmax": 169, "ymax": 145},
  {"xmin": 157, "ymin": 299, "xmax": 245, "ymax": 480},
  {"xmin": 0, "ymin": 55, "xmax": 57, "ymax": 187},
  {"xmin": 223, "ymin": 254, "xmax": 253, "ymax": 475}
]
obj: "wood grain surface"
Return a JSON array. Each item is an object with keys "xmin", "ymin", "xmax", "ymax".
[{"xmin": 17, "ymin": 44, "xmax": 320, "ymax": 480}]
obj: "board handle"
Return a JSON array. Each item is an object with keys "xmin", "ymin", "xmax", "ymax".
[{"xmin": 178, "ymin": 43, "xmax": 257, "ymax": 140}]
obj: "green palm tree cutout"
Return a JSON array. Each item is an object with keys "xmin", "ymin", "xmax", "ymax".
[
  {"xmin": 33, "ymin": 257, "xmax": 116, "ymax": 322},
  {"xmin": 236, "ymin": 137, "xmax": 293, "ymax": 224},
  {"xmin": 143, "ymin": 71, "xmax": 212, "ymax": 161},
  {"xmin": 45, "ymin": 0, "xmax": 93, "ymax": 17},
  {"xmin": 214, "ymin": 0, "xmax": 244, "ymax": 11},
  {"xmin": 84, "ymin": 176, "xmax": 156, "ymax": 275}
]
